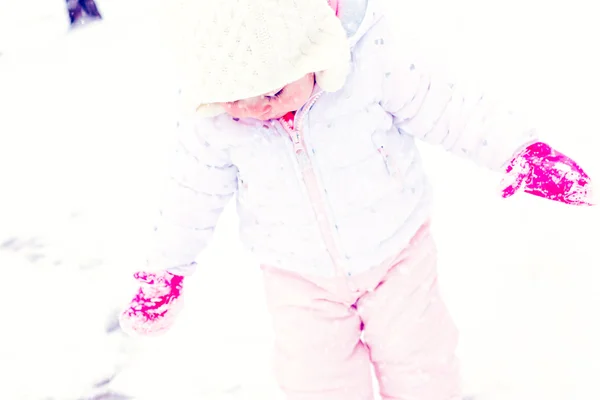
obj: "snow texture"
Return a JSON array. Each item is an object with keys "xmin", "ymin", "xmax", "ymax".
[{"xmin": 0, "ymin": 0, "xmax": 599, "ymax": 399}]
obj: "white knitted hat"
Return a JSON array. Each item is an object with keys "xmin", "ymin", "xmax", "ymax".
[{"xmin": 159, "ymin": 0, "xmax": 351, "ymax": 116}]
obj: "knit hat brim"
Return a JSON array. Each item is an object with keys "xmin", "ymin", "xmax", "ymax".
[{"xmin": 160, "ymin": 0, "xmax": 351, "ymax": 116}]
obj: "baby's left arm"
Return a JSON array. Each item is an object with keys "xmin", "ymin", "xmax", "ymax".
[{"xmin": 379, "ymin": 38, "xmax": 595, "ymax": 206}]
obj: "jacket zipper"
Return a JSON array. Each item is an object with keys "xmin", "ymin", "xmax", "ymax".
[{"xmin": 278, "ymin": 94, "xmax": 348, "ymax": 277}]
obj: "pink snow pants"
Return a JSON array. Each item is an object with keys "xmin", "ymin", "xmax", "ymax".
[{"xmin": 261, "ymin": 223, "xmax": 461, "ymax": 400}]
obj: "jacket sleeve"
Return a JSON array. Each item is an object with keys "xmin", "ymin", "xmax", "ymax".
[
  {"xmin": 145, "ymin": 116, "xmax": 238, "ymax": 273},
  {"xmin": 379, "ymin": 35, "xmax": 539, "ymax": 172}
]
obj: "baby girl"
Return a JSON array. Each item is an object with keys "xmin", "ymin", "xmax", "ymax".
[{"xmin": 120, "ymin": 1, "xmax": 595, "ymax": 399}]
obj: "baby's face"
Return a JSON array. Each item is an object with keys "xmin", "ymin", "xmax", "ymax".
[{"xmin": 222, "ymin": 73, "xmax": 315, "ymax": 120}]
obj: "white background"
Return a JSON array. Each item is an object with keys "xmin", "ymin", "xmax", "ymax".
[{"xmin": 0, "ymin": 0, "xmax": 598, "ymax": 399}]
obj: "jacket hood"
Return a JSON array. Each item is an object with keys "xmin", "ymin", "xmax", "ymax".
[{"xmin": 339, "ymin": 0, "xmax": 378, "ymax": 48}]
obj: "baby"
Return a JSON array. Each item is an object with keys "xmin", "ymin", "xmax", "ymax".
[{"xmin": 119, "ymin": 1, "xmax": 595, "ymax": 399}]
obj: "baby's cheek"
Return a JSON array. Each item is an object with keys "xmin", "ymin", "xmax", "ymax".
[
  {"xmin": 278, "ymin": 96, "xmax": 298, "ymax": 111},
  {"xmin": 284, "ymin": 84, "xmax": 312, "ymax": 109}
]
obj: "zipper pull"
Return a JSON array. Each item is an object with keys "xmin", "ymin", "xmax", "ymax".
[
  {"xmin": 292, "ymin": 132, "xmax": 303, "ymax": 152},
  {"xmin": 292, "ymin": 132, "xmax": 311, "ymax": 167}
]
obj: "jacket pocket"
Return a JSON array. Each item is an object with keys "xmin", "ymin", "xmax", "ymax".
[
  {"xmin": 372, "ymin": 131, "xmax": 404, "ymax": 184},
  {"xmin": 237, "ymin": 172, "xmax": 250, "ymax": 204}
]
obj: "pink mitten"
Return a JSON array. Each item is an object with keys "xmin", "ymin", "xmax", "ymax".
[
  {"xmin": 119, "ymin": 270, "xmax": 185, "ymax": 336},
  {"xmin": 501, "ymin": 141, "xmax": 595, "ymax": 206}
]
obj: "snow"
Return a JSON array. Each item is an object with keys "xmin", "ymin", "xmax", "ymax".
[{"xmin": 0, "ymin": 0, "xmax": 598, "ymax": 399}]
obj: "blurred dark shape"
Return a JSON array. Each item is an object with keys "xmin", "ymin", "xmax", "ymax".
[
  {"xmin": 92, "ymin": 373, "xmax": 117, "ymax": 388},
  {"xmin": 81, "ymin": 392, "xmax": 132, "ymax": 400},
  {"xmin": 66, "ymin": 0, "xmax": 103, "ymax": 26}
]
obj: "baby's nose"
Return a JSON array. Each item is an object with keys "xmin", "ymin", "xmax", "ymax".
[{"xmin": 255, "ymin": 103, "xmax": 272, "ymax": 117}]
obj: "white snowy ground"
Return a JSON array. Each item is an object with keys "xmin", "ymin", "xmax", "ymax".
[{"xmin": 0, "ymin": 0, "xmax": 599, "ymax": 399}]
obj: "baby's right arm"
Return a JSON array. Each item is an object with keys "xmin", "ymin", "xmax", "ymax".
[
  {"xmin": 120, "ymin": 116, "xmax": 238, "ymax": 336},
  {"xmin": 145, "ymin": 116, "xmax": 239, "ymax": 275}
]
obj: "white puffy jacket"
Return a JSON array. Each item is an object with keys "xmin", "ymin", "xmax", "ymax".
[{"xmin": 148, "ymin": 0, "xmax": 538, "ymax": 278}]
